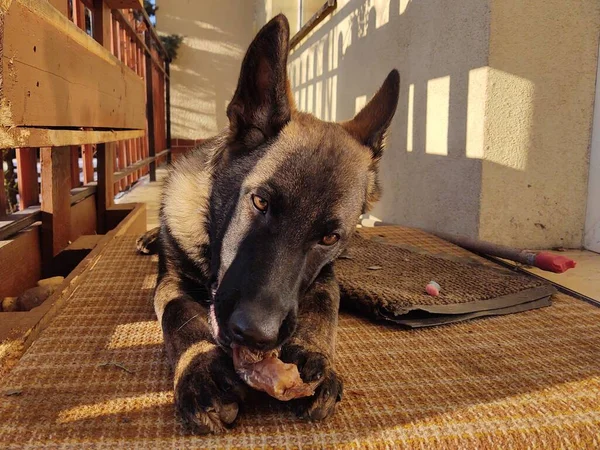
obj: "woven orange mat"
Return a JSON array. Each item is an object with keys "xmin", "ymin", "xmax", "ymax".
[{"xmin": 1, "ymin": 228, "xmax": 599, "ymax": 448}]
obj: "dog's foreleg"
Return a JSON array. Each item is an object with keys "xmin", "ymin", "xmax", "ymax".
[
  {"xmin": 281, "ymin": 264, "xmax": 343, "ymax": 420},
  {"xmin": 155, "ymin": 274, "xmax": 247, "ymax": 433}
]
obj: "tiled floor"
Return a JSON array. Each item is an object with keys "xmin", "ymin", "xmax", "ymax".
[{"xmin": 118, "ymin": 169, "xmax": 600, "ymax": 303}]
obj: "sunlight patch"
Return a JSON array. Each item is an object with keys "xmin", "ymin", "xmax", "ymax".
[{"xmin": 107, "ymin": 321, "xmax": 162, "ymax": 349}]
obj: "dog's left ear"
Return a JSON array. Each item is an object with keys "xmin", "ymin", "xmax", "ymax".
[
  {"xmin": 342, "ymin": 70, "xmax": 400, "ymax": 161},
  {"xmin": 227, "ymin": 14, "xmax": 292, "ymax": 148}
]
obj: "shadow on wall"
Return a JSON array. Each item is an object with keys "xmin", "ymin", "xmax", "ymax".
[
  {"xmin": 289, "ymin": 0, "xmax": 488, "ymax": 238},
  {"xmin": 288, "ymin": 0, "xmax": 599, "ymax": 248},
  {"xmin": 157, "ymin": 0, "xmax": 255, "ymax": 140}
]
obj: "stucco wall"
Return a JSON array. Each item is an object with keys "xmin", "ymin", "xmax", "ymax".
[
  {"xmin": 479, "ymin": 0, "xmax": 600, "ymax": 248},
  {"xmin": 160, "ymin": 0, "xmax": 600, "ymax": 248},
  {"xmin": 285, "ymin": 0, "xmax": 490, "ymax": 238},
  {"xmin": 282, "ymin": 0, "xmax": 599, "ymax": 247},
  {"xmin": 156, "ymin": 0, "xmax": 255, "ymax": 140},
  {"xmin": 585, "ymin": 41, "xmax": 600, "ymax": 253}
]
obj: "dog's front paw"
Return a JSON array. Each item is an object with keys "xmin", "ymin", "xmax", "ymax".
[
  {"xmin": 136, "ymin": 227, "xmax": 159, "ymax": 254},
  {"xmin": 175, "ymin": 348, "xmax": 247, "ymax": 434},
  {"xmin": 281, "ymin": 344, "xmax": 343, "ymax": 421}
]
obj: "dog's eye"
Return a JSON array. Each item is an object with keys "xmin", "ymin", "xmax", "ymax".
[
  {"xmin": 252, "ymin": 194, "xmax": 268, "ymax": 213},
  {"xmin": 320, "ymin": 233, "xmax": 340, "ymax": 246}
]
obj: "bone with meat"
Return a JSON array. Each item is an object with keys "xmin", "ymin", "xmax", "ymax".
[{"xmin": 232, "ymin": 345, "xmax": 320, "ymax": 401}]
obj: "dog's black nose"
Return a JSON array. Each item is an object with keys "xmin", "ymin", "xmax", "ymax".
[{"xmin": 229, "ymin": 310, "xmax": 279, "ymax": 349}]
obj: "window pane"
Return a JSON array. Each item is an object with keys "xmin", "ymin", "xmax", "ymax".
[
  {"xmin": 301, "ymin": 0, "xmax": 324, "ymax": 27},
  {"xmin": 271, "ymin": 1, "xmax": 300, "ymax": 35}
]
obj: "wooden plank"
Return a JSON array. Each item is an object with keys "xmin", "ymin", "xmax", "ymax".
[
  {"xmin": 0, "ymin": 225, "xmax": 41, "ymax": 298},
  {"xmin": 0, "ymin": 127, "xmax": 145, "ymax": 149},
  {"xmin": 82, "ymin": 143, "xmax": 94, "ymax": 184},
  {"xmin": 70, "ymin": 194, "xmax": 96, "ymax": 242},
  {"xmin": 66, "ymin": 233, "xmax": 103, "ymax": 250},
  {"xmin": 106, "ymin": 202, "xmax": 145, "ymax": 234},
  {"xmin": 0, "ymin": 206, "xmax": 40, "ymax": 241},
  {"xmin": 96, "ymin": 142, "xmax": 115, "ymax": 233},
  {"xmin": 0, "ymin": 184, "xmax": 95, "ymax": 241},
  {"xmin": 1, "ymin": 0, "xmax": 145, "ymax": 129},
  {"xmin": 112, "ymin": 148, "xmax": 169, "ymax": 182},
  {"xmin": 70, "ymin": 146, "xmax": 81, "ymax": 188},
  {"xmin": 70, "ymin": 183, "xmax": 97, "ymax": 205},
  {"xmin": 104, "ymin": 0, "xmax": 142, "ymax": 9},
  {"xmin": 16, "ymin": 148, "xmax": 39, "ymax": 209},
  {"xmin": 47, "ymin": 0, "xmax": 68, "ymax": 16},
  {"xmin": 290, "ymin": 0, "xmax": 337, "ymax": 49},
  {"xmin": 40, "ymin": 147, "xmax": 71, "ymax": 261}
]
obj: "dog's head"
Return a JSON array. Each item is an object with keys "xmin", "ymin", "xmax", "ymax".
[{"xmin": 209, "ymin": 15, "xmax": 399, "ymax": 351}]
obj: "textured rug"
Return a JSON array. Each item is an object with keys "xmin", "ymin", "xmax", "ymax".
[
  {"xmin": 338, "ymin": 228, "xmax": 554, "ymax": 327},
  {"xmin": 1, "ymin": 230, "xmax": 599, "ymax": 449}
]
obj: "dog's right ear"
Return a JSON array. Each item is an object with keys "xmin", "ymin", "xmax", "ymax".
[{"xmin": 227, "ymin": 14, "xmax": 292, "ymax": 149}]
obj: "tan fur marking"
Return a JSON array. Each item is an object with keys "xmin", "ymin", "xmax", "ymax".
[
  {"xmin": 174, "ymin": 341, "xmax": 217, "ymax": 390},
  {"xmin": 154, "ymin": 277, "xmax": 183, "ymax": 322}
]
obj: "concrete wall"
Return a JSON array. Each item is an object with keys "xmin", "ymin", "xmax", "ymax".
[
  {"xmin": 156, "ymin": 0, "xmax": 255, "ymax": 140},
  {"xmin": 159, "ymin": 0, "xmax": 599, "ymax": 248},
  {"xmin": 286, "ymin": 0, "xmax": 490, "ymax": 239},
  {"xmin": 281, "ymin": 0, "xmax": 600, "ymax": 248},
  {"xmin": 480, "ymin": 0, "xmax": 600, "ymax": 248},
  {"xmin": 585, "ymin": 40, "xmax": 600, "ymax": 253}
]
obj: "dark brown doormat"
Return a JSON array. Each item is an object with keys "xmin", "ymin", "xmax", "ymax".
[{"xmin": 336, "ymin": 227, "xmax": 556, "ymax": 327}]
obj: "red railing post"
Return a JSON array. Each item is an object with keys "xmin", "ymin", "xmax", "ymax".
[
  {"xmin": 145, "ymin": 30, "xmax": 156, "ymax": 182},
  {"xmin": 16, "ymin": 148, "xmax": 40, "ymax": 210},
  {"xmin": 96, "ymin": 142, "xmax": 115, "ymax": 233},
  {"xmin": 166, "ymin": 60, "xmax": 172, "ymax": 164}
]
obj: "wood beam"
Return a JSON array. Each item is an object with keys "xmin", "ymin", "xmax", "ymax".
[
  {"xmin": 104, "ymin": 0, "xmax": 142, "ymax": 9},
  {"xmin": 290, "ymin": 0, "xmax": 337, "ymax": 49},
  {"xmin": 112, "ymin": 148, "xmax": 169, "ymax": 183},
  {"xmin": 0, "ymin": 127, "xmax": 145, "ymax": 149},
  {"xmin": 96, "ymin": 142, "xmax": 115, "ymax": 233},
  {"xmin": 70, "ymin": 146, "xmax": 81, "ymax": 188},
  {"xmin": 1, "ymin": 0, "xmax": 145, "ymax": 129},
  {"xmin": 40, "ymin": 147, "xmax": 71, "ymax": 262}
]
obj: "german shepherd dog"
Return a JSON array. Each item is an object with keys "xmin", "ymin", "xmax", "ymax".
[{"xmin": 137, "ymin": 14, "xmax": 399, "ymax": 433}]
